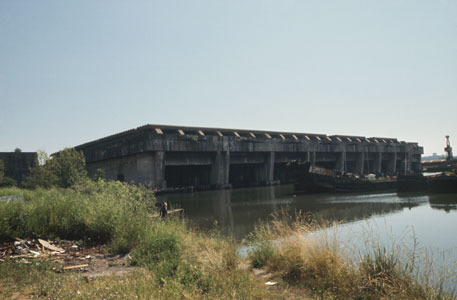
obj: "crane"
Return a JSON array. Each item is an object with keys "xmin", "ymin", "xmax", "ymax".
[{"xmin": 444, "ymin": 135, "xmax": 453, "ymax": 161}]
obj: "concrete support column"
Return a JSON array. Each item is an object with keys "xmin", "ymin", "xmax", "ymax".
[
  {"xmin": 401, "ymin": 153, "xmax": 412, "ymax": 174},
  {"xmin": 153, "ymin": 151, "xmax": 166, "ymax": 189},
  {"xmin": 210, "ymin": 151, "xmax": 231, "ymax": 189},
  {"xmin": 387, "ymin": 152, "xmax": 397, "ymax": 175},
  {"xmin": 407, "ymin": 152, "xmax": 412, "ymax": 173},
  {"xmin": 355, "ymin": 151, "xmax": 365, "ymax": 175},
  {"xmin": 335, "ymin": 151, "xmax": 346, "ymax": 174},
  {"xmin": 374, "ymin": 152, "xmax": 382, "ymax": 175},
  {"xmin": 265, "ymin": 152, "xmax": 275, "ymax": 185},
  {"xmin": 412, "ymin": 154, "xmax": 422, "ymax": 172},
  {"xmin": 136, "ymin": 151, "xmax": 165, "ymax": 189},
  {"xmin": 310, "ymin": 152, "xmax": 316, "ymax": 167}
]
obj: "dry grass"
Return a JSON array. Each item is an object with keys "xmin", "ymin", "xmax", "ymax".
[
  {"xmin": 247, "ymin": 210, "xmax": 456, "ymax": 300},
  {"xmin": 0, "ymin": 217, "xmax": 291, "ymax": 299}
]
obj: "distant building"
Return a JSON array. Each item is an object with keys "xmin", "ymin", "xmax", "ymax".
[
  {"xmin": 0, "ymin": 152, "xmax": 37, "ymax": 183},
  {"xmin": 422, "ymin": 153, "xmax": 445, "ymax": 162}
]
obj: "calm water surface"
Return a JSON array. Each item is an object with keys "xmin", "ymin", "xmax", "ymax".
[
  {"xmin": 159, "ymin": 185, "xmax": 457, "ymax": 288},
  {"xmin": 158, "ymin": 185, "xmax": 457, "ymax": 244}
]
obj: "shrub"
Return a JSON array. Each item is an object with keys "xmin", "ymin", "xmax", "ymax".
[
  {"xmin": 249, "ymin": 240, "xmax": 274, "ymax": 268},
  {"xmin": 0, "ymin": 177, "xmax": 17, "ymax": 187},
  {"xmin": 177, "ymin": 262, "xmax": 211, "ymax": 293},
  {"xmin": 0, "ymin": 180, "xmax": 155, "ymax": 249},
  {"xmin": 131, "ymin": 228, "xmax": 182, "ymax": 282}
]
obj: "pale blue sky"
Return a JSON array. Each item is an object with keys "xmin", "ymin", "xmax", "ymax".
[{"xmin": 1, "ymin": 0, "xmax": 456, "ymax": 155}]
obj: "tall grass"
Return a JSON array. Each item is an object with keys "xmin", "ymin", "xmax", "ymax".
[
  {"xmin": 0, "ymin": 183, "xmax": 288, "ymax": 299},
  {"xmin": 247, "ymin": 210, "xmax": 456, "ymax": 300},
  {"xmin": 0, "ymin": 180, "xmax": 154, "ymax": 252}
]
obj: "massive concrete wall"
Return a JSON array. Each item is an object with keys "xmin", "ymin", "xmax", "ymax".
[
  {"xmin": 75, "ymin": 124, "xmax": 423, "ymax": 190},
  {"xmin": 0, "ymin": 152, "xmax": 37, "ymax": 183}
]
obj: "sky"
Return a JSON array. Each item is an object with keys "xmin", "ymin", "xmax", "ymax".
[{"xmin": 1, "ymin": 0, "xmax": 456, "ymax": 156}]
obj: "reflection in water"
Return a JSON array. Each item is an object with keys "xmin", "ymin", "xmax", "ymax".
[
  {"xmin": 428, "ymin": 193, "xmax": 457, "ymax": 212},
  {"xmin": 159, "ymin": 186, "xmax": 457, "ymax": 291},
  {"xmin": 157, "ymin": 185, "xmax": 445, "ymax": 239}
]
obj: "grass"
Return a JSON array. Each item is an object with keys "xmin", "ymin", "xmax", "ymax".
[
  {"xmin": 0, "ymin": 182, "xmax": 288, "ymax": 299},
  {"xmin": 0, "ymin": 262, "xmax": 289, "ymax": 300},
  {"xmin": 246, "ymin": 210, "xmax": 456, "ymax": 300},
  {"xmin": 0, "ymin": 222, "xmax": 287, "ymax": 299},
  {"xmin": 0, "ymin": 185, "xmax": 455, "ymax": 299},
  {"xmin": 0, "ymin": 180, "xmax": 154, "ymax": 251}
]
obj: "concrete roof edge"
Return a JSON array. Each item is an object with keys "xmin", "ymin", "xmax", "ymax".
[{"xmin": 72, "ymin": 124, "xmax": 421, "ymax": 149}]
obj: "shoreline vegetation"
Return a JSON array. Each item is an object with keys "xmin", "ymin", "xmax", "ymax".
[{"xmin": 0, "ymin": 149, "xmax": 455, "ymax": 299}]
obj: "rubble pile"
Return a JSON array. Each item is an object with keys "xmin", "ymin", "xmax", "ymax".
[{"xmin": 1, "ymin": 238, "xmax": 131, "ymax": 276}]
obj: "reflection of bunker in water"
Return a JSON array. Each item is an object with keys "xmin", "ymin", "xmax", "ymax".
[
  {"xmin": 428, "ymin": 194, "xmax": 457, "ymax": 212},
  {"xmin": 157, "ymin": 186, "xmax": 430, "ymax": 238}
]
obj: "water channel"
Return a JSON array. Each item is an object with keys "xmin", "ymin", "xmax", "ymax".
[
  {"xmin": 158, "ymin": 185, "xmax": 455, "ymax": 240},
  {"xmin": 158, "ymin": 185, "xmax": 457, "ymax": 288}
]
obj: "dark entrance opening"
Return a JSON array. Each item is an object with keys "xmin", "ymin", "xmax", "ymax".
[
  {"xmin": 381, "ymin": 160, "xmax": 389, "ymax": 174},
  {"xmin": 345, "ymin": 161, "xmax": 356, "ymax": 173},
  {"xmin": 229, "ymin": 164, "xmax": 263, "ymax": 188},
  {"xmin": 396, "ymin": 160, "xmax": 404, "ymax": 174},
  {"xmin": 273, "ymin": 163, "xmax": 295, "ymax": 184},
  {"xmin": 411, "ymin": 162, "xmax": 421, "ymax": 173},
  {"xmin": 364, "ymin": 160, "xmax": 373, "ymax": 174},
  {"xmin": 165, "ymin": 165, "xmax": 211, "ymax": 189}
]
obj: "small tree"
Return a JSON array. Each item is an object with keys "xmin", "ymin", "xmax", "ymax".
[
  {"xmin": 51, "ymin": 148, "xmax": 88, "ymax": 188},
  {"xmin": 25, "ymin": 148, "xmax": 88, "ymax": 188},
  {"xmin": 14, "ymin": 148, "xmax": 22, "ymax": 153},
  {"xmin": 26, "ymin": 152, "xmax": 57, "ymax": 188}
]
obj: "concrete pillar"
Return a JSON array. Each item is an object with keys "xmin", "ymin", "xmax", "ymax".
[
  {"xmin": 387, "ymin": 152, "xmax": 397, "ymax": 175},
  {"xmin": 407, "ymin": 152, "xmax": 412, "ymax": 173},
  {"xmin": 412, "ymin": 154, "xmax": 422, "ymax": 172},
  {"xmin": 401, "ymin": 152, "xmax": 412, "ymax": 174},
  {"xmin": 210, "ymin": 151, "xmax": 231, "ymax": 189},
  {"xmin": 310, "ymin": 152, "xmax": 316, "ymax": 167},
  {"xmin": 335, "ymin": 151, "xmax": 346, "ymax": 173},
  {"xmin": 374, "ymin": 152, "xmax": 382, "ymax": 175},
  {"xmin": 265, "ymin": 152, "xmax": 275, "ymax": 185},
  {"xmin": 136, "ymin": 151, "xmax": 165, "ymax": 189},
  {"xmin": 355, "ymin": 151, "xmax": 365, "ymax": 175},
  {"xmin": 153, "ymin": 151, "xmax": 166, "ymax": 189}
]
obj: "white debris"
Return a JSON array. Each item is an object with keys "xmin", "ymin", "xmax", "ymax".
[
  {"xmin": 19, "ymin": 258, "xmax": 31, "ymax": 264},
  {"xmin": 38, "ymin": 239, "xmax": 65, "ymax": 253}
]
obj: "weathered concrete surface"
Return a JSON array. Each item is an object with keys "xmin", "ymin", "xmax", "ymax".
[
  {"xmin": 75, "ymin": 124, "xmax": 423, "ymax": 190},
  {"xmin": 0, "ymin": 152, "xmax": 37, "ymax": 183}
]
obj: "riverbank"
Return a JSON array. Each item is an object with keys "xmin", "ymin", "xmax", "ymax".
[{"xmin": 0, "ymin": 182, "xmax": 455, "ymax": 299}]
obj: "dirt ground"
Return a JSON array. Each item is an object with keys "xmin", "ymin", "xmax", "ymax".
[
  {"xmin": 2, "ymin": 239, "xmax": 311, "ymax": 300},
  {"xmin": 1, "ymin": 239, "xmax": 134, "ymax": 278}
]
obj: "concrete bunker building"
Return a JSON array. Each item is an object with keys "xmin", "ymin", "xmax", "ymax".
[
  {"xmin": 0, "ymin": 152, "xmax": 37, "ymax": 184},
  {"xmin": 75, "ymin": 124, "xmax": 423, "ymax": 190}
]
